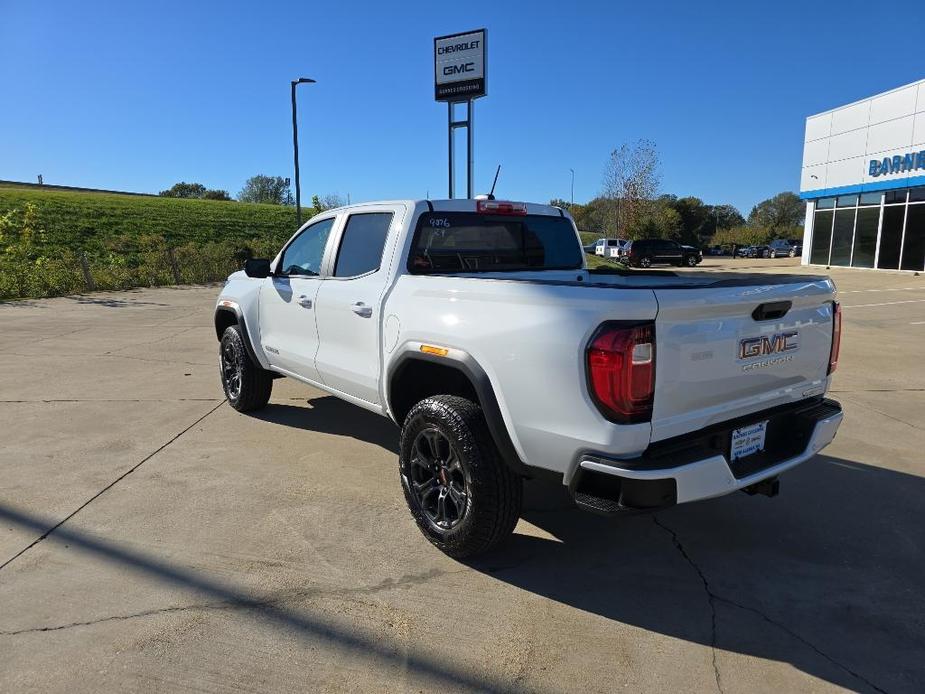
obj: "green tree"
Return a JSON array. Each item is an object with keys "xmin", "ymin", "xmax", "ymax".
[
  {"xmin": 712, "ymin": 204, "xmax": 745, "ymax": 231},
  {"xmin": 160, "ymin": 182, "xmax": 232, "ymax": 201},
  {"xmin": 602, "ymin": 139, "xmax": 661, "ymax": 235},
  {"xmin": 238, "ymin": 175, "xmax": 291, "ymax": 205},
  {"xmin": 711, "ymin": 225, "xmax": 772, "ymax": 248},
  {"xmin": 627, "ymin": 198, "xmax": 682, "ymax": 240},
  {"xmin": 159, "ymin": 182, "xmax": 207, "ymax": 198},
  {"xmin": 310, "ymin": 194, "xmax": 346, "ymax": 215},
  {"xmin": 748, "ymin": 192, "xmax": 805, "ymax": 232}
]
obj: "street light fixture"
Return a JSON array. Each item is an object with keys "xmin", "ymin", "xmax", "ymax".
[{"xmin": 291, "ymin": 77, "xmax": 316, "ymax": 228}]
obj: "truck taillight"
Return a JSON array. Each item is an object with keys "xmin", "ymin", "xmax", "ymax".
[
  {"xmin": 828, "ymin": 302, "xmax": 841, "ymax": 374},
  {"xmin": 587, "ymin": 322, "xmax": 655, "ymax": 423},
  {"xmin": 476, "ymin": 200, "xmax": 527, "ymax": 215}
]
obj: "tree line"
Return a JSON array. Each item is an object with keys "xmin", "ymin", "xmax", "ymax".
[
  {"xmin": 553, "ymin": 140, "xmax": 806, "ymax": 247},
  {"xmin": 159, "ymin": 176, "xmax": 345, "ymax": 214}
]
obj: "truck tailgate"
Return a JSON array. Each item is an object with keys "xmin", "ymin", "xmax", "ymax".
[{"xmin": 651, "ymin": 278, "xmax": 836, "ymax": 442}]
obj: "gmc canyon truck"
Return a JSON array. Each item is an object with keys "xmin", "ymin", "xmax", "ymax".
[{"xmin": 214, "ymin": 199, "xmax": 843, "ymax": 558}]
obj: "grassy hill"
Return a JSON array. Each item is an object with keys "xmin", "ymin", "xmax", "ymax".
[
  {"xmin": 0, "ymin": 184, "xmax": 302, "ymax": 299},
  {"xmin": 0, "ymin": 185, "xmax": 618, "ymax": 299},
  {"xmin": 0, "ymin": 184, "xmax": 299, "ymax": 251}
]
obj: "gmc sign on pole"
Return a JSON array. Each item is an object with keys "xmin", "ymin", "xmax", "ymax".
[{"xmin": 434, "ymin": 29, "xmax": 486, "ymax": 102}]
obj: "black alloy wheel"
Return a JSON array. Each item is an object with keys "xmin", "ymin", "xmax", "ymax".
[
  {"xmin": 408, "ymin": 428, "xmax": 470, "ymax": 531},
  {"xmin": 221, "ymin": 338, "xmax": 242, "ymax": 401}
]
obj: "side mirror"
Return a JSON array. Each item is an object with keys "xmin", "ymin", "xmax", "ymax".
[{"xmin": 244, "ymin": 258, "xmax": 271, "ymax": 278}]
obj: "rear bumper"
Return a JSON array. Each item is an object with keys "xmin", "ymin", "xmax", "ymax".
[{"xmin": 572, "ymin": 398, "xmax": 842, "ymax": 513}]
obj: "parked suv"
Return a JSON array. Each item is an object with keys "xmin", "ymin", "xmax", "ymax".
[
  {"xmin": 769, "ymin": 239, "xmax": 802, "ymax": 258},
  {"xmin": 626, "ymin": 239, "xmax": 702, "ymax": 267}
]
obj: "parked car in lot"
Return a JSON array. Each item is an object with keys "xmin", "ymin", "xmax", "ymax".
[
  {"xmin": 214, "ymin": 198, "xmax": 843, "ymax": 558},
  {"xmin": 583, "ymin": 238, "xmax": 601, "ymax": 254},
  {"xmin": 595, "ymin": 238, "xmax": 622, "ymax": 256},
  {"xmin": 625, "ymin": 239, "xmax": 703, "ymax": 267},
  {"xmin": 769, "ymin": 239, "xmax": 803, "ymax": 258},
  {"xmin": 736, "ymin": 245, "xmax": 769, "ymax": 258},
  {"xmin": 608, "ymin": 239, "xmax": 629, "ymax": 259}
]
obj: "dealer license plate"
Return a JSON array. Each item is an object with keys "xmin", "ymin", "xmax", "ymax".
[{"xmin": 731, "ymin": 420, "xmax": 768, "ymax": 462}]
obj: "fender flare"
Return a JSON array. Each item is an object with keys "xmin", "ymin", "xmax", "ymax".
[
  {"xmin": 387, "ymin": 348, "xmax": 531, "ymax": 476},
  {"xmin": 214, "ymin": 304, "xmax": 265, "ymax": 369}
]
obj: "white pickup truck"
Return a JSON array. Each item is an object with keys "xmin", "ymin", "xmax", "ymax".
[{"xmin": 214, "ymin": 199, "xmax": 843, "ymax": 557}]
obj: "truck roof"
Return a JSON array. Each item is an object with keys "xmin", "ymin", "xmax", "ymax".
[{"xmin": 322, "ymin": 199, "xmax": 570, "ymax": 218}]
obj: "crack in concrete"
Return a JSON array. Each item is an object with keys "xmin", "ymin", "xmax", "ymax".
[
  {"xmin": 103, "ymin": 326, "xmax": 202, "ymax": 356},
  {"xmin": 652, "ymin": 515, "xmax": 888, "ymax": 694},
  {"xmin": 0, "ymin": 400, "xmax": 225, "ymax": 572},
  {"xmin": 0, "ymin": 567, "xmax": 464, "ymax": 637},
  {"xmin": 652, "ymin": 515, "xmax": 723, "ymax": 694},
  {"xmin": 837, "ymin": 394, "xmax": 923, "ymax": 432},
  {"xmin": 712, "ymin": 595, "xmax": 888, "ymax": 694}
]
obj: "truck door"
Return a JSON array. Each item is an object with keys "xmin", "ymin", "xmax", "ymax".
[
  {"xmin": 314, "ymin": 207, "xmax": 401, "ymax": 405},
  {"xmin": 257, "ymin": 216, "xmax": 338, "ymax": 383}
]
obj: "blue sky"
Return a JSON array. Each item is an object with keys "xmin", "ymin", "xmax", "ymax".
[{"xmin": 2, "ymin": 0, "xmax": 924, "ymax": 214}]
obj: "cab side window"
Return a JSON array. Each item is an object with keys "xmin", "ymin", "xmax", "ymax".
[
  {"xmin": 279, "ymin": 218, "xmax": 336, "ymax": 276},
  {"xmin": 333, "ymin": 213, "xmax": 393, "ymax": 278}
]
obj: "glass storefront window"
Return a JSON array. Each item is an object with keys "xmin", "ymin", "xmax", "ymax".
[
  {"xmin": 830, "ymin": 209, "xmax": 855, "ymax": 265},
  {"xmin": 900, "ymin": 204, "xmax": 925, "ymax": 271},
  {"xmin": 836, "ymin": 195, "xmax": 858, "ymax": 208},
  {"xmin": 878, "ymin": 205, "xmax": 905, "ymax": 269},
  {"xmin": 808, "ymin": 187, "xmax": 924, "ymax": 271},
  {"xmin": 851, "ymin": 208, "xmax": 879, "ymax": 268},
  {"xmin": 811, "ymin": 210, "xmax": 833, "ymax": 264}
]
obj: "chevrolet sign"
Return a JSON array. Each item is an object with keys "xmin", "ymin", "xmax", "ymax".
[{"xmin": 434, "ymin": 29, "xmax": 486, "ymax": 102}]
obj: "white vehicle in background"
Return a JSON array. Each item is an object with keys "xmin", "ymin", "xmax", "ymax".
[
  {"xmin": 595, "ymin": 238, "xmax": 622, "ymax": 256},
  {"xmin": 608, "ymin": 239, "xmax": 629, "ymax": 259},
  {"xmin": 214, "ymin": 198, "xmax": 843, "ymax": 558}
]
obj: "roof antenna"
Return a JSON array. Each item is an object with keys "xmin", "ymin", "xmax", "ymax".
[{"xmin": 487, "ymin": 165, "xmax": 501, "ymax": 200}]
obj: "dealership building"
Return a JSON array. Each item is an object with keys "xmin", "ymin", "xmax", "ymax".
[{"xmin": 800, "ymin": 78, "xmax": 925, "ymax": 272}]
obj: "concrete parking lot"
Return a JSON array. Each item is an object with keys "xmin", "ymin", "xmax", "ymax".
[{"xmin": 1, "ymin": 261, "xmax": 923, "ymax": 693}]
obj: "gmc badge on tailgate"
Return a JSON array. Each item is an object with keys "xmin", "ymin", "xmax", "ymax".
[{"xmin": 738, "ymin": 331, "xmax": 799, "ymax": 370}]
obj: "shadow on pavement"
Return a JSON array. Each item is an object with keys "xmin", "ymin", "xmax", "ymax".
[
  {"xmin": 245, "ymin": 394, "xmax": 920, "ymax": 691},
  {"xmin": 250, "ymin": 396, "xmax": 400, "ymax": 454},
  {"xmin": 4, "ymin": 391, "xmax": 920, "ymax": 693},
  {"xmin": 467, "ymin": 455, "xmax": 922, "ymax": 693},
  {"xmin": 0, "ymin": 503, "xmax": 503, "ymax": 692}
]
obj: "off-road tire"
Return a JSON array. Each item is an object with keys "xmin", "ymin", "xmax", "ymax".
[
  {"xmin": 220, "ymin": 325, "xmax": 272, "ymax": 412},
  {"xmin": 399, "ymin": 395, "xmax": 522, "ymax": 558}
]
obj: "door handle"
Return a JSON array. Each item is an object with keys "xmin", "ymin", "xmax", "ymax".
[
  {"xmin": 351, "ymin": 301, "xmax": 372, "ymax": 318},
  {"xmin": 297, "ymin": 295, "xmax": 313, "ymax": 309}
]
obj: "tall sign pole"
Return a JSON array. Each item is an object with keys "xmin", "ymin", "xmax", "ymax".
[{"xmin": 434, "ymin": 29, "xmax": 486, "ymax": 199}]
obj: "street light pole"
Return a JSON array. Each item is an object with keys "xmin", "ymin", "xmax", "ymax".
[
  {"xmin": 291, "ymin": 77, "xmax": 316, "ymax": 228},
  {"xmin": 569, "ymin": 168, "xmax": 574, "ymax": 206}
]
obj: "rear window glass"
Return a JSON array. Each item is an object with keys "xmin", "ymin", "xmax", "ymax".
[{"xmin": 409, "ymin": 212, "xmax": 582, "ymax": 273}]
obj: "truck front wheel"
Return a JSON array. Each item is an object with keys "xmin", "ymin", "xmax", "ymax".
[
  {"xmin": 219, "ymin": 325, "xmax": 273, "ymax": 412},
  {"xmin": 399, "ymin": 395, "xmax": 522, "ymax": 558}
]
